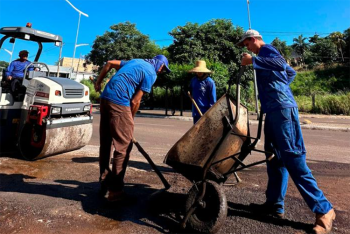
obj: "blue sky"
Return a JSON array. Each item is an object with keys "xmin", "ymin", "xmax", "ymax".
[{"xmin": 0, "ymin": 0, "xmax": 349, "ymax": 65}]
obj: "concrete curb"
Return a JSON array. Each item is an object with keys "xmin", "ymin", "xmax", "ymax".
[
  {"xmin": 136, "ymin": 114, "xmax": 193, "ymax": 121},
  {"xmin": 92, "ymin": 105, "xmax": 349, "ymax": 132},
  {"xmin": 136, "ymin": 114, "xmax": 350, "ymax": 132},
  {"xmin": 249, "ymin": 120, "xmax": 350, "ymax": 132},
  {"xmin": 298, "ymin": 124, "xmax": 350, "ymax": 132}
]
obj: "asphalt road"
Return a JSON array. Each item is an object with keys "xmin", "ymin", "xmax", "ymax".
[
  {"xmin": 0, "ymin": 109, "xmax": 349, "ymax": 234},
  {"xmin": 91, "ymin": 108, "xmax": 350, "ymax": 165}
]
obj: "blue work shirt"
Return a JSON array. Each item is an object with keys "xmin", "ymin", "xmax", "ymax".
[
  {"xmin": 101, "ymin": 59, "xmax": 157, "ymax": 107},
  {"xmin": 252, "ymin": 44, "xmax": 297, "ymax": 113},
  {"xmin": 5, "ymin": 59, "xmax": 32, "ymax": 79},
  {"xmin": 190, "ymin": 76, "xmax": 216, "ymax": 118}
]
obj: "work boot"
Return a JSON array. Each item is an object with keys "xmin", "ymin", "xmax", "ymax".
[
  {"xmin": 99, "ymin": 181, "xmax": 108, "ymax": 197},
  {"xmin": 313, "ymin": 208, "xmax": 336, "ymax": 234},
  {"xmin": 249, "ymin": 202, "xmax": 284, "ymax": 219},
  {"xmin": 99, "ymin": 171, "xmax": 113, "ymax": 197}
]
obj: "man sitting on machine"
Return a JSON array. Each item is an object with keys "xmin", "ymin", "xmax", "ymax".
[{"xmin": 5, "ymin": 50, "xmax": 33, "ymax": 99}]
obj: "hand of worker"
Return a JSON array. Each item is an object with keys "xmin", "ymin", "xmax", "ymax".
[
  {"xmin": 7, "ymin": 76, "xmax": 12, "ymax": 81},
  {"xmin": 94, "ymin": 81, "xmax": 101, "ymax": 93},
  {"xmin": 241, "ymin": 53, "xmax": 253, "ymax": 66}
]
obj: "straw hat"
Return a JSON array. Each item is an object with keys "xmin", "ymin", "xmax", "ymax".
[{"xmin": 188, "ymin": 60, "xmax": 212, "ymax": 73}]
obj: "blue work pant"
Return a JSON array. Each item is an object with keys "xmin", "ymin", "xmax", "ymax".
[{"xmin": 264, "ymin": 107, "xmax": 332, "ymax": 214}]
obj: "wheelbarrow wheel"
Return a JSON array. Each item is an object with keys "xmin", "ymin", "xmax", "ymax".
[{"xmin": 185, "ymin": 180, "xmax": 227, "ymax": 233}]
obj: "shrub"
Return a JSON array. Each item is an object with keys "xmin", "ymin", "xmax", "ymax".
[
  {"xmin": 295, "ymin": 93, "xmax": 350, "ymax": 115},
  {"xmin": 295, "ymin": 95, "xmax": 313, "ymax": 113},
  {"xmin": 312, "ymin": 92, "xmax": 350, "ymax": 115},
  {"xmin": 80, "ymin": 79, "xmax": 101, "ymax": 104}
]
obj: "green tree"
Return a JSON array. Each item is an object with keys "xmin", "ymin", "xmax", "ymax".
[
  {"xmin": 343, "ymin": 28, "xmax": 350, "ymax": 61},
  {"xmin": 329, "ymin": 31, "xmax": 346, "ymax": 62},
  {"xmin": 167, "ymin": 19, "xmax": 244, "ymax": 66},
  {"xmin": 0, "ymin": 60, "xmax": 9, "ymax": 68},
  {"xmin": 308, "ymin": 37, "xmax": 337, "ymax": 64},
  {"xmin": 86, "ymin": 22, "xmax": 162, "ymax": 69},
  {"xmin": 291, "ymin": 35, "xmax": 310, "ymax": 64},
  {"xmin": 309, "ymin": 34, "xmax": 320, "ymax": 44},
  {"xmin": 166, "ymin": 19, "xmax": 251, "ymax": 100},
  {"xmin": 271, "ymin": 37, "xmax": 291, "ymax": 60}
]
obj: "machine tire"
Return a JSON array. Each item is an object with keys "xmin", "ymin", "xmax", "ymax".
[
  {"xmin": 185, "ymin": 180, "xmax": 227, "ymax": 233},
  {"xmin": 19, "ymin": 123, "xmax": 44, "ymax": 160}
]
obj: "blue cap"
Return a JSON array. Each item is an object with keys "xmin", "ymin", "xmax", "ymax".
[{"xmin": 153, "ymin": 55, "xmax": 171, "ymax": 73}]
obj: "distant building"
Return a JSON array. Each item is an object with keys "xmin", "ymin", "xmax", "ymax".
[
  {"xmin": 58, "ymin": 57, "xmax": 98, "ymax": 73},
  {"xmin": 291, "ymin": 50, "xmax": 303, "ymax": 66},
  {"xmin": 41, "ymin": 65, "xmax": 95, "ymax": 83},
  {"xmin": 42, "ymin": 65, "xmax": 72, "ymax": 78},
  {"xmin": 55, "ymin": 57, "xmax": 98, "ymax": 82}
]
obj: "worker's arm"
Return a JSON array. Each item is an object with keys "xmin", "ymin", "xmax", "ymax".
[
  {"xmin": 6, "ymin": 61, "xmax": 14, "ymax": 80},
  {"xmin": 242, "ymin": 47, "xmax": 287, "ymax": 72},
  {"xmin": 130, "ymin": 89, "xmax": 144, "ymax": 118},
  {"xmin": 286, "ymin": 65, "xmax": 297, "ymax": 84},
  {"xmin": 209, "ymin": 80, "xmax": 217, "ymax": 106},
  {"xmin": 94, "ymin": 60, "xmax": 121, "ymax": 92},
  {"xmin": 253, "ymin": 46, "xmax": 287, "ymax": 71}
]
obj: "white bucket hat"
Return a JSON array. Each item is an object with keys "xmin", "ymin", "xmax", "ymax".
[
  {"xmin": 236, "ymin": 29, "xmax": 263, "ymax": 46},
  {"xmin": 188, "ymin": 60, "xmax": 212, "ymax": 73}
]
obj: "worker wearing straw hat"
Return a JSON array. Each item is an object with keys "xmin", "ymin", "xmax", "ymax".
[{"xmin": 188, "ymin": 60, "xmax": 216, "ymax": 124}]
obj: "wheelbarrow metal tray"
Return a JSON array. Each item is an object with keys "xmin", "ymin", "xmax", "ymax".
[{"xmin": 164, "ymin": 94, "xmax": 249, "ymax": 182}]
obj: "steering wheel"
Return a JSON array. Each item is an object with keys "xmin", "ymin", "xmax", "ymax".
[
  {"xmin": 33, "ymin": 65, "xmax": 41, "ymax": 71},
  {"xmin": 24, "ymin": 62, "xmax": 50, "ymax": 79}
]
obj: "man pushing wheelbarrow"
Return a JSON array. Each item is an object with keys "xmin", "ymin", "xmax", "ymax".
[{"xmin": 164, "ymin": 29, "xmax": 335, "ymax": 234}]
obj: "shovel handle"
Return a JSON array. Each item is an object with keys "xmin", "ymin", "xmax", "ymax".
[
  {"xmin": 187, "ymin": 91, "xmax": 203, "ymax": 116},
  {"xmin": 132, "ymin": 138, "xmax": 171, "ymax": 190}
]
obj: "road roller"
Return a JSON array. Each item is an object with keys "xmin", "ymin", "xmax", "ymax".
[{"xmin": 0, "ymin": 24, "xmax": 93, "ymax": 160}]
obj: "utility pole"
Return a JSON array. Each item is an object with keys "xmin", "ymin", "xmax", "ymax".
[
  {"xmin": 76, "ymin": 54, "xmax": 83, "ymax": 77},
  {"xmin": 247, "ymin": 0, "xmax": 251, "ymax": 29},
  {"xmin": 246, "ymin": 0, "xmax": 259, "ymax": 119}
]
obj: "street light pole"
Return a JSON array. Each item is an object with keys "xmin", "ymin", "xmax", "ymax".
[
  {"xmin": 2, "ymin": 48, "xmax": 13, "ymax": 63},
  {"xmin": 63, "ymin": 0, "xmax": 89, "ymax": 70},
  {"xmin": 1, "ymin": 40, "xmax": 16, "ymax": 63},
  {"xmin": 73, "ymin": 44, "xmax": 88, "ymax": 75},
  {"xmin": 72, "ymin": 12, "xmax": 82, "ymax": 69},
  {"xmin": 9, "ymin": 40, "xmax": 15, "ymax": 62}
]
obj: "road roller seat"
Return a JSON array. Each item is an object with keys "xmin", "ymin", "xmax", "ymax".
[{"xmin": 0, "ymin": 68, "xmax": 11, "ymax": 93}]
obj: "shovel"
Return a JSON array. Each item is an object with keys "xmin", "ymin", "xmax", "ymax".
[{"xmin": 132, "ymin": 138, "xmax": 171, "ymax": 193}]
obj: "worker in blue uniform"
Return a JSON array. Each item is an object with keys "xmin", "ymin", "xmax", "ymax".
[
  {"xmin": 6, "ymin": 50, "xmax": 33, "ymax": 93},
  {"xmin": 237, "ymin": 29, "xmax": 335, "ymax": 234},
  {"xmin": 94, "ymin": 55, "xmax": 171, "ymax": 203},
  {"xmin": 188, "ymin": 60, "xmax": 216, "ymax": 124}
]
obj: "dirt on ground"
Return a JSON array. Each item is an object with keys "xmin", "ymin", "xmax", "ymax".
[{"xmin": 0, "ymin": 151, "xmax": 349, "ymax": 234}]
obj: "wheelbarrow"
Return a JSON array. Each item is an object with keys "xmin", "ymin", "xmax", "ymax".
[{"xmin": 163, "ymin": 67, "xmax": 274, "ymax": 233}]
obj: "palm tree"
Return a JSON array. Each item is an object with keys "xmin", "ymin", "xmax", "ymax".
[
  {"xmin": 309, "ymin": 34, "xmax": 320, "ymax": 44},
  {"xmin": 291, "ymin": 35, "xmax": 309, "ymax": 65},
  {"xmin": 329, "ymin": 32, "xmax": 346, "ymax": 62}
]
